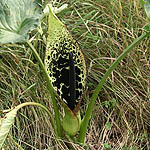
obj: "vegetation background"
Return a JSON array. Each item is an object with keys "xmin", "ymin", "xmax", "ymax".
[{"xmin": 0, "ymin": 0, "xmax": 150, "ymax": 149}]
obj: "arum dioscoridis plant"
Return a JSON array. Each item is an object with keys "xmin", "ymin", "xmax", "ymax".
[
  {"xmin": 45, "ymin": 6, "xmax": 86, "ymax": 136},
  {"xmin": 0, "ymin": 0, "xmax": 150, "ymax": 148}
]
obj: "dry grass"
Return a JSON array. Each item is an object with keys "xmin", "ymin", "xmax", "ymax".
[{"xmin": 0, "ymin": 0, "xmax": 150, "ymax": 149}]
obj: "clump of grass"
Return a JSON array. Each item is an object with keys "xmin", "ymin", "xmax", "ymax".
[{"xmin": 0, "ymin": 0, "xmax": 150, "ymax": 149}]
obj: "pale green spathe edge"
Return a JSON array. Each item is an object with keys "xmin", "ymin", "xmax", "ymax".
[{"xmin": 0, "ymin": 102, "xmax": 55, "ymax": 148}]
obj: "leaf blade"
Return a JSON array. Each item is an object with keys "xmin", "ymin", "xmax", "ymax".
[
  {"xmin": 0, "ymin": 0, "xmax": 42, "ymax": 44},
  {"xmin": 0, "ymin": 108, "xmax": 17, "ymax": 148}
]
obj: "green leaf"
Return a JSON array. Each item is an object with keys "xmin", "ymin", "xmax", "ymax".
[
  {"xmin": 104, "ymin": 143, "xmax": 111, "ymax": 149},
  {"xmin": 0, "ymin": 108, "xmax": 17, "ymax": 148},
  {"xmin": 0, "ymin": 0, "xmax": 42, "ymax": 44},
  {"xmin": 106, "ymin": 122, "xmax": 112, "ymax": 130},
  {"xmin": 144, "ymin": 24, "xmax": 150, "ymax": 31},
  {"xmin": 142, "ymin": 0, "xmax": 150, "ymax": 20}
]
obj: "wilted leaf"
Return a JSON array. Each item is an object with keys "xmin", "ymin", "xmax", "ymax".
[
  {"xmin": 0, "ymin": 107, "xmax": 17, "ymax": 148},
  {"xmin": 0, "ymin": 0, "xmax": 42, "ymax": 44},
  {"xmin": 0, "ymin": 102, "xmax": 54, "ymax": 148},
  {"xmin": 140, "ymin": 0, "xmax": 146, "ymax": 8}
]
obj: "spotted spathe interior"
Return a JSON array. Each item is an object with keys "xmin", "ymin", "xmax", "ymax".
[{"xmin": 45, "ymin": 26, "xmax": 86, "ymax": 110}]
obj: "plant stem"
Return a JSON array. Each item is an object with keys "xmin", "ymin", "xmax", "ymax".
[
  {"xmin": 16, "ymin": 102, "xmax": 57, "ymax": 135},
  {"xmin": 77, "ymin": 32, "xmax": 149, "ymax": 143},
  {"xmin": 27, "ymin": 40, "xmax": 62, "ymax": 137}
]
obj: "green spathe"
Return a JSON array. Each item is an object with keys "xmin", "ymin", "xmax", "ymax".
[
  {"xmin": 48, "ymin": 5, "xmax": 64, "ymax": 38},
  {"xmin": 62, "ymin": 108, "xmax": 81, "ymax": 136},
  {"xmin": 0, "ymin": 108, "xmax": 17, "ymax": 148}
]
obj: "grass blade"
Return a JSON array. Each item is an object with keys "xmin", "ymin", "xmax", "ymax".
[
  {"xmin": 77, "ymin": 32, "xmax": 149, "ymax": 143},
  {"xmin": 27, "ymin": 40, "xmax": 62, "ymax": 137}
]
